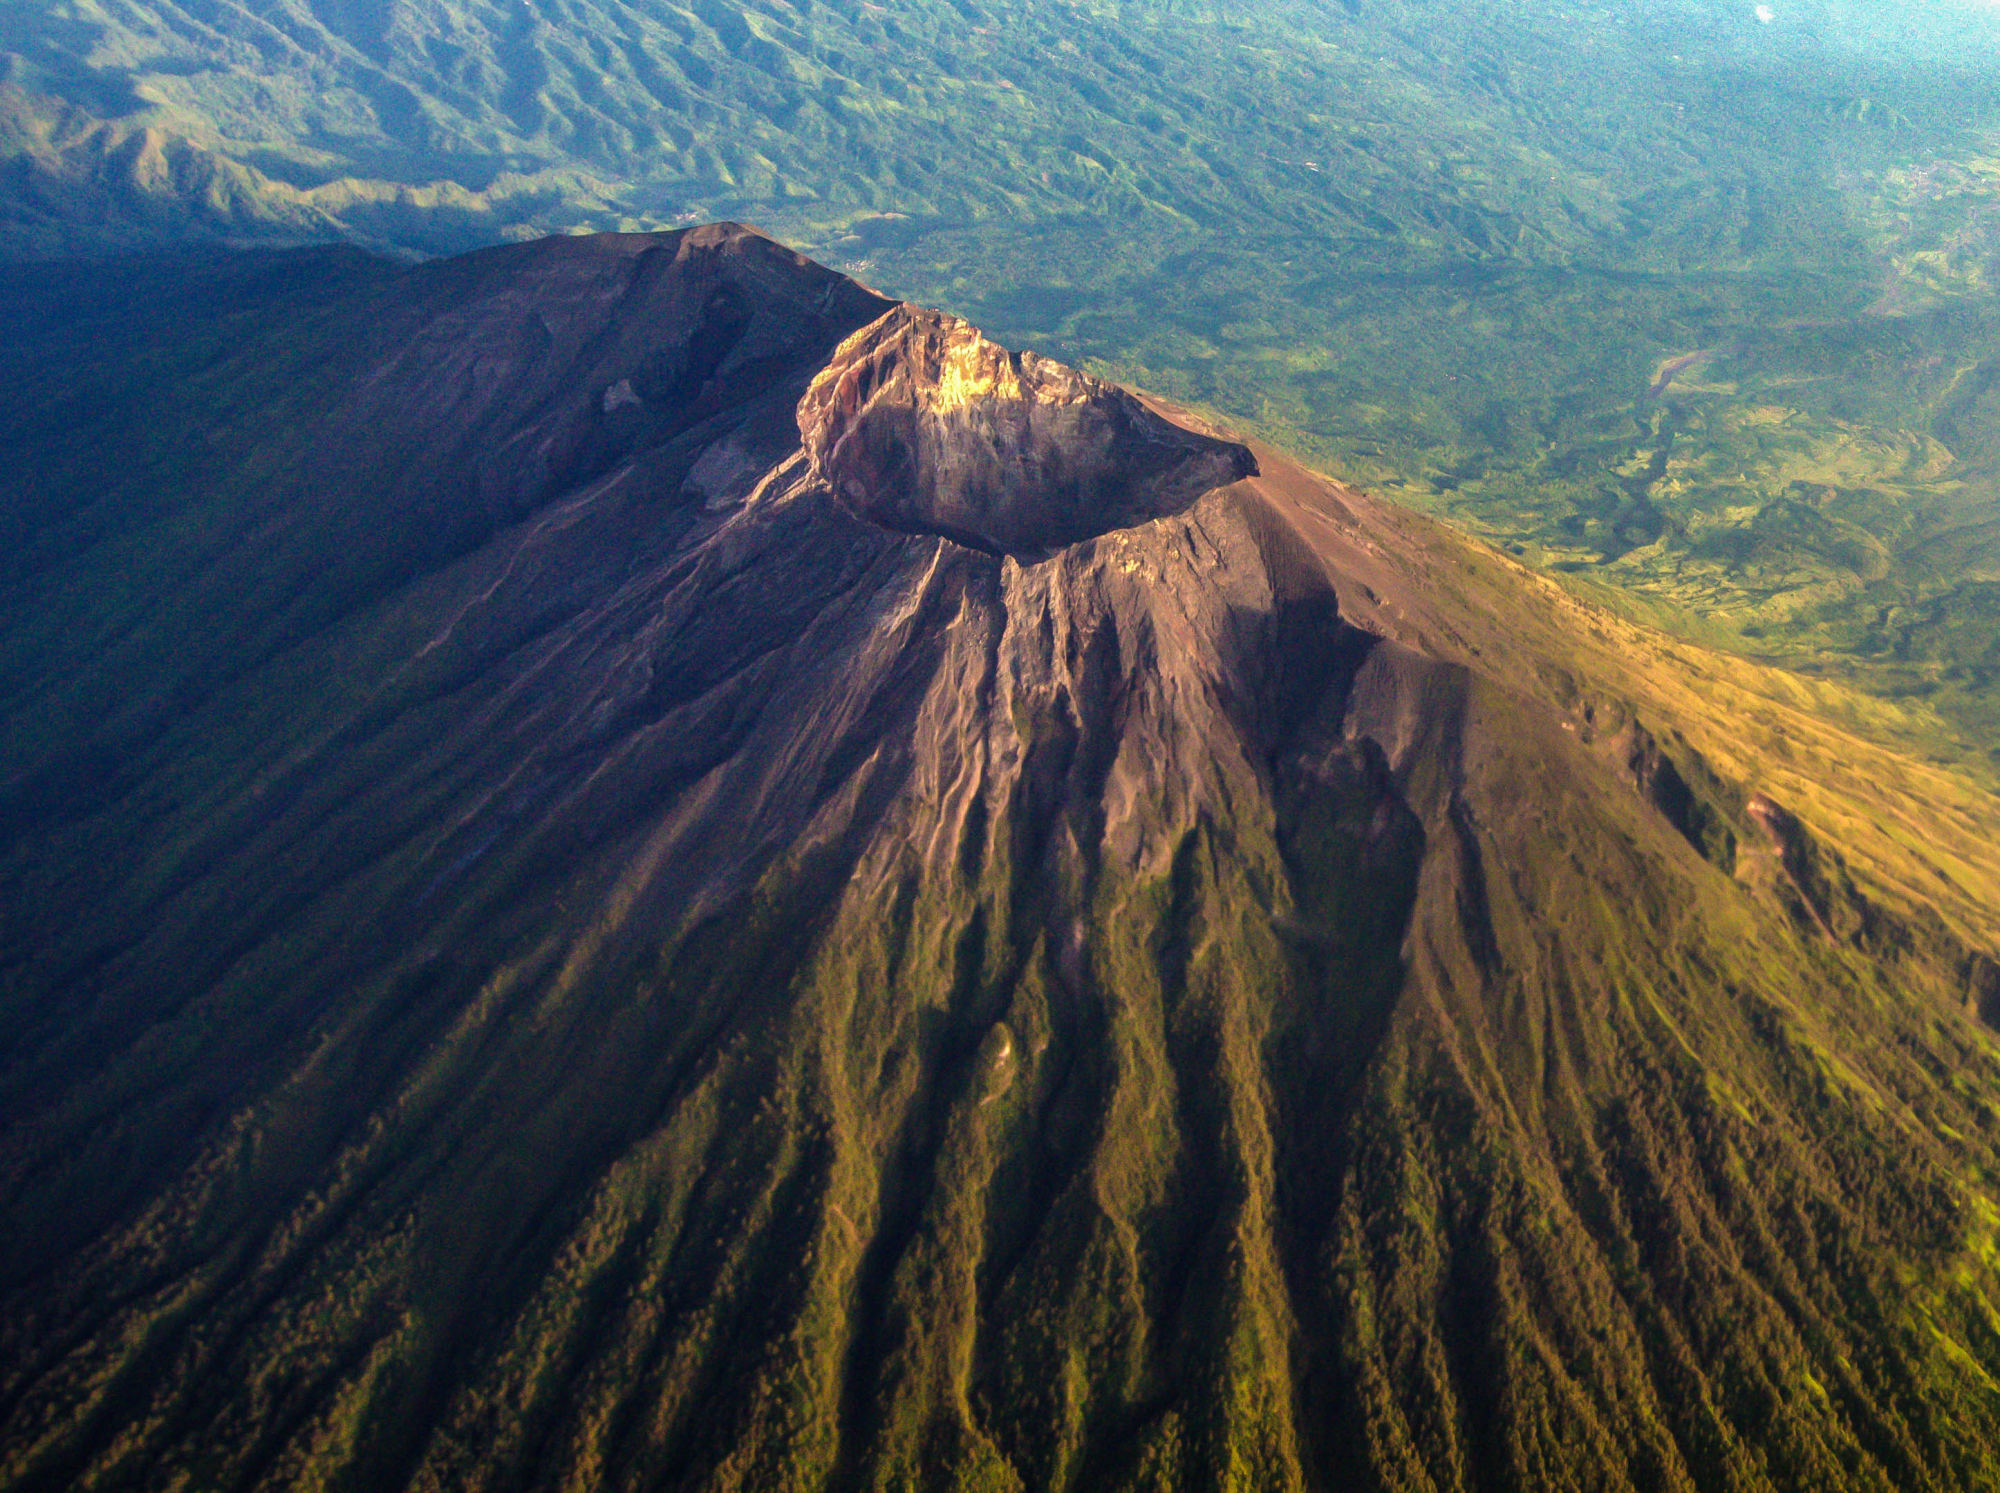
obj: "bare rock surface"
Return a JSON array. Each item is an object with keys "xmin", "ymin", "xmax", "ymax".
[{"xmin": 798, "ymin": 304, "xmax": 1256, "ymax": 554}]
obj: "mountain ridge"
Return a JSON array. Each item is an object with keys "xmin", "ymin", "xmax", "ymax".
[{"xmin": 4, "ymin": 225, "xmax": 2000, "ymax": 1491}]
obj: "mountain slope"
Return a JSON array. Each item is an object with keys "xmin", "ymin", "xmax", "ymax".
[{"xmin": 4, "ymin": 226, "xmax": 2000, "ymax": 1491}]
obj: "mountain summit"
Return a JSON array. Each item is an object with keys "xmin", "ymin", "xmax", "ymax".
[
  {"xmin": 799, "ymin": 305, "xmax": 1257, "ymax": 554},
  {"xmin": 5, "ymin": 225, "xmax": 2000, "ymax": 1492}
]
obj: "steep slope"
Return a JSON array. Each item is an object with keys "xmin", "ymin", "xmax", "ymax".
[{"xmin": 5, "ymin": 226, "xmax": 2000, "ymax": 1492}]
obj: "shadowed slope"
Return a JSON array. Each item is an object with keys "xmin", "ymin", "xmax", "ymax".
[{"xmin": 3, "ymin": 228, "xmax": 2000, "ymax": 1492}]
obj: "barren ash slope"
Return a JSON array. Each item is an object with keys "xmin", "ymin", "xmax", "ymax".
[{"xmin": 6, "ymin": 224, "xmax": 2000, "ymax": 1492}]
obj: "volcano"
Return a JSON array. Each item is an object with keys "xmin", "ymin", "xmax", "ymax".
[{"xmin": 4, "ymin": 225, "xmax": 2000, "ymax": 1492}]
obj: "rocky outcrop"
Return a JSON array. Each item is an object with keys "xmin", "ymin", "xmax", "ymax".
[{"xmin": 798, "ymin": 305, "xmax": 1256, "ymax": 554}]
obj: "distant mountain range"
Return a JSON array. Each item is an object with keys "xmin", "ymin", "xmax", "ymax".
[
  {"xmin": 4, "ymin": 224, "xmax": 2000, "ymax": 1490},
  {"xmin": 3, "ymin": 0, "xmax": 1991, "ymax": 261}
]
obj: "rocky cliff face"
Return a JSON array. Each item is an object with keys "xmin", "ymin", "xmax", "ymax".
[
  {"xmin": 798, "ymin": 305, "xmax": 1257, "ymax": 554},
  {"xmin": 4, "ymin": 226, "xmax": 2000, "ymax": 1493}
]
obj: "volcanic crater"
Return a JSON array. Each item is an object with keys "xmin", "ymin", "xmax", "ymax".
[{"xmin": 797, "ymin": 304, "xmax": 1258, "ymax": 556}]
